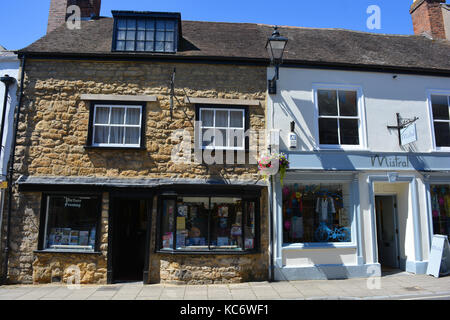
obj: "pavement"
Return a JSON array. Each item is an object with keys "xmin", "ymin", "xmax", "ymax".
[{"xmin": 0, "ymin": 271, "xmax": 449, "ymax": 300}]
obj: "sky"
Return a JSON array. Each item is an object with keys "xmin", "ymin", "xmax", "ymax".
[{"xmin": 0, "ymin": 0, "xmax": 430, "ymax": 50}]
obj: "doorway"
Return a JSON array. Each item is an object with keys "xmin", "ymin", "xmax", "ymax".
[
  {"xmin": 375, "ymin": 195, "xmax": 400, "ymax": 270},
  {"xmin": 111, "ymin": 198, "xmax": 151, "ymax": 283}
]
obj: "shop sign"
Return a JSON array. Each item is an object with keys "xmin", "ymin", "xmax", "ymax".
[
  {"xmin": 370, "ymin": 155, "xmax": 409, "ymax": 168},
  {"xmin": 426, "ymin": 235, "xmax": 450, "ymax": 278},
  {"xmin": 0, "ymin": 181, "xmax": 7, "ymax": 189},
  {"xmin": 400, "ymin": 123, "xmax": 417, "ymax": 146},
  {"xmin": 64, "ymin": 197, "xmax": 82, "ymax": 208}
]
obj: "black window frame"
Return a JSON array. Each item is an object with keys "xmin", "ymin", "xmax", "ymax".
[
  {"xmin": 155, "ymin": 186, "xmax": 261, "ymax": 255},
  {"xmin": 195, "ymin": 104, "xmax": 250, "ymax": 152},
  {"xmin": 111, "ymin": 11, "xmax": 181, "ymax": 53},
  {"xmin": 37, "ymin": 192, "xmax": 103, "ymax": 253},
  {"xmin": 430, "ymin": 94, "xmax": 450, "ymax": 148},
  {"xmin": 86, "ymin": 101, "xmax": 147, "ymax": 150}
]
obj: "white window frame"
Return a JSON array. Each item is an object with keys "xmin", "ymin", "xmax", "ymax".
[
  {"xmin": 312, "ymin": 84, "xmax": 367, "ymax": 151},
  {"xmin": 198, "ymin": 107, "xmax": 246, "ymax": 151},
  {"xmin": 427, "ymin": 90, "xmax": 450, "ymax": 152},
  {"xmin": 92, "ymin": 104, "xmax": 143, "ymax": 148}
]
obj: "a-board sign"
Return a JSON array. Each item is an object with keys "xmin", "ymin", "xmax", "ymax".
[{"xmin": 426, "ymin": 235, "xmax": 450, "ymax": 278}]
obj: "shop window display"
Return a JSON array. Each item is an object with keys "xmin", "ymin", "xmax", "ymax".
[
  {"xmin": 43, "ymin": 195, "xmax": 100, "ymax": 251},
  {"xmin": 430, "ymin": 185, "xmax": 450, "ymax": 237},
  {"xmin": 160, "ymin": 196, "xmax": 258, "ymax": 252},
  {"xmin": 282, "ymin": 183, "xmax": 352, "ymax": 243}
]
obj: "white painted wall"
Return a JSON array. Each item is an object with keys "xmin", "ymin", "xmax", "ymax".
[
  {"xmin": 0, "ymin": 53, "xmax": 20, "ymax": 181},
  {"xmin": 268, "ymin": 67, "xmax": 450, "ymax": 153}
]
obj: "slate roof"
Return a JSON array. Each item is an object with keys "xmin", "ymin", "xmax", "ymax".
[{"xmin": 18, "ymin": 17, "xmax": 450, "ymax": 74}]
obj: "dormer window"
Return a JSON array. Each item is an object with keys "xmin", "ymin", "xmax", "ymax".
[{"xmin": 112, "ymin": 11, "xmax": 181, "ymax": 53}]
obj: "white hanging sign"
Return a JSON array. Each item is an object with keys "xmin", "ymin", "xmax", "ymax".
[{"xmin": 400, "ymin": 123, "xmax": 417, "ymax": 146}]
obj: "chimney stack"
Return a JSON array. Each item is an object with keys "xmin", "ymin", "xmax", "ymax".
[
  {"xmin": 410, "ymin": 0, "xmax": 449, "ymax": 40},
  {"xmin": 47, "ymin": 0, "xmax": 101, "ymax": 34}
]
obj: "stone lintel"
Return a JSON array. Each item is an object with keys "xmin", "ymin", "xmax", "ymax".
[
  {"xmin": 80, "ymin": 94, "xmax": 157, "ymax": 102},
  {"xmin": 184, "ymin": 97, "xmax": 260, "ymax": 106}
]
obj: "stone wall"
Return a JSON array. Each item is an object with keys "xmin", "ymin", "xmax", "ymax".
[{"xmin": 7, "ymin": 59, "xmax": 267, "ymax": 284}]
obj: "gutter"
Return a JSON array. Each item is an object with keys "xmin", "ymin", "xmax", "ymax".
[{"xmin": 1, "ymin": 55, "xmax": 26, "ymax": 284}]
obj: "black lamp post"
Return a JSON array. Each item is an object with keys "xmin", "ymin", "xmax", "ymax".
[{"xmin": 266, "ymin": 26, "xmax": 288, "ymax": 94}]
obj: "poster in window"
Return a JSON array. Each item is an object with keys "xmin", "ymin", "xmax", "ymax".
[
  {"xmin": 61, "ymin": 228, "xmax": 71, "ymax": 245},
  {"xmin": 176, "ymin": 233, "xmax": 186, "ymax": 248},
  {"xmin": 178, "ymin": 205, "xmax": 188, "ymax": 217},
  {"xmin": 89, "ymin": 227, "xmax": 96, "ymax": 247},
  {"xmin": 69, "ymin": 230, "xmax": 79, "ymax": 245},
  {"xmin": 177, "ymin": 217, "xmax": 186, "ymax": 230},
  {"xmin": 79, "ymin": 231, "xmax": 89, "ymax": 246},
  {"xmin": 245, "ymin": 238, "xmax": 254, "ymax": 249},
  {"xmin": 218, "ymin": 206, "xmax": 229, "ymax": 217},
  {"xmin": 231, "ymin": 224, "xmax": 242, "ymax": 236},
  {"xmin": 217, "ymin": 237, "xmax": 229, "ymax": 246},
  {"xmin": 163, "ymin": 232, "xmax": 173, "ymax": 249}
]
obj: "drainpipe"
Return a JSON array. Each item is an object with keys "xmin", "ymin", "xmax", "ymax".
[{"xmin": 1, "ymin": 56, "xmax": 26, "ymax": 284}]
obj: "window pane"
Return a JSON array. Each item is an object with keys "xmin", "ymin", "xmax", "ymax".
[
  {"xmin": 44, "ymin": 196, "xmax": 99, "ymax": 251},
  {"xmin": 136, "ymin": 41, "xmax": 145, "ymax": 51},
  {"xmin": 165, "ymin": 42, "xmax": 174, "ymax": 52},
  {"xmin": 245, "ymin": 202, "xmax": 256, "ymax": 250},
  {"xmin": 93, "ymin": 126, "xmax": 109, "ymax": 144},
  {"xmin": 156, "ymin": 20, "xmax": 165, "ymax": 30},
  {"xmin": 210, "ymin": 198, "xmax": 243, "ymax": 250},
  {"xmin": 432, "ymin": 95, "xmax": 449, "ymax": 120},
  {"xmin": 95, "ymin": 107, "xmax": 109, "ymax": 124},
  {"xmin": 165, "ymin": 20, "xmax": 175, "ymax": 31},
  {"xmin": 146, "ymin": 31, "xmax": 154, "ymax": 41},
  {"xmin": 116, "ymin": 40, "xmax": 125, "ymax": 51},
  {"xmin": 430, "ymin": 185, "xmax": 450, "ymax": 237},
  {"xmin": 215, "ymin": 110, "xmax": 228, "ymax": 127},
  {"xmin": 282, "ymin": 183, "xmax": 352, "ymax": 243},
  {"xmin": 202, "ymin": 128, "xmax": 214, "ymax": 148},
  {"xmin": 434, "ymin": 122, "xmax": 450, "ymax": 147},
  {"xmin": 126, "ymin": 19, "xmax": 136, "ymax": 30},
  {"xmin": 228, "ymin": 129, "xmax": 244, "ymax": 148},
  {"xmin": 201, "ymin": 109, "xmax": 214, "ymax": 127},
  {"xmin": 125, "ymin": 127, "xmax": 140, "ymax": 145},
  {"xmin": 125, "ymin": 41, "xmax": 135, "ymax": 51},
  {"xmin": 161, "ymin": 200, "xmax": 175, "ymax": 250},
  {"xmin": 155, "ymin": 41, "xmax": 164, "ymax": 52},
  {"xmin": 176, "ymin": 197, "xmax": 209, "ymax": 250},
  {"xmin": 319, "ymin": 118, "xmax": 338, "ymax": 145},
  {"xmin": 126, "ymin": 108, "xmax": 141, "ymax": 125},
  {"xmin": 126, "ymin": 30, "xmax": 135, "ymax": 41},
  {"xmin": 137, "ymin": 19, "xmax": 146, "ymax": 30},
  {"xmin": 156, "ymin": 31, "xmax": 165, "ymax": 41},
  {"xmin": 214, "ymin": 129, "xmax": 227, "ymax": 147},
  {"xmin": 146, "ymin": 19, "xmax": 155, "ymax": 30},
  {"xmin": 339, "ymin": 91, "xmax": 358, "ymax": 116},
  {"xmin": 230, "ymin": 110, "xmax": 244, "ymax": 128},
  {"xmin": 339, "ymin": 119, "xmax": 359, "ymax": 145},
  {"xmin": 318, "ymin": 90, "xmax": 338, "ymax": 116},
  {"xmin": 110, "ymin": 127, "xmax": 125, "ymax": 144},
  {"xmin": 111, "ymin": 108, "xmax": 125, "ymax": 124},
  {"xmin": 145, "ymin": 41, "xmax": 154, "ymax": 51},
  {"xmin": 117, "ymin": 30, "xmax": 126, "ymax": 40},
  {"xmin": 165, "ymin": 31, "xmax": 174, "ymax": 41},
  {"xmin": 117, "ymin": 19, "xmax": 126, "ymax": 30},
  {"xmin": 137, "ymin": 31, "xmax": 145, "ymax": 41}
]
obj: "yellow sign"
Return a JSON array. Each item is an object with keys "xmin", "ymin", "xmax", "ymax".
[{"xmin": 0, "ymin": 181, "xmax": 7, "ymax": 189}]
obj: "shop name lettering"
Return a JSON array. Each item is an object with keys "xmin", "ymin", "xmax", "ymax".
[
  {"xmin": 64, "ymin": 197, "xmax": 82, "ymax": 208},
  {"xmin": 370, "ymin": 155, "xmax": 410, "ymax": 168}
]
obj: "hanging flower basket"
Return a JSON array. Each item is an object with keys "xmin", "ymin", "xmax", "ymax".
[{"xmin": 258, "ymin": 152, "xmax": 290, "ymax": 185}]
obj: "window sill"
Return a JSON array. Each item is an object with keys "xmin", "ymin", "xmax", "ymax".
[
  {"xmin": 282, "ymin": 243, "xmax": 357, "ymax": 250},
  {"xmin": 34, "ymin": 250, "xmax": 102, "ymax": 255},
  {"xmin": 84, "ymin": 145, "xmax": 147, "ymax": 151},
  {"xmin": 155, "ymin": 249, "xmax": 260, "ymax": 256}
]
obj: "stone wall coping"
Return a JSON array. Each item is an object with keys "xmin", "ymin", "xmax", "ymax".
[
  {"xmin": 184, "ymin": 97, "xmax": 260, "ymax": 106},
  {"xmin": 80, "ymin": 94, "xmax": 158, "ymax": 102}
]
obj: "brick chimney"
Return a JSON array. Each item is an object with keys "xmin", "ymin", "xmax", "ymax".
[
  {"xmin": 410, "ymin": 0, "xmax": 449, "ymax": 40},
  {"xmin": 47, "ymin": 0, "xmax": 101, "ymax": 34}
]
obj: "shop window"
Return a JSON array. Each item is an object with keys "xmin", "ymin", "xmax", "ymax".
[
  {"xmin": 197, "ymin": 106, "xmax": 247, "ymax": 150},
  {"xmin": 41, "ymin": 195, "xmax": 101, "ymax": 252},
  {"xmin": 316, "ymin": 89, "xmax": 362, "ymax": 147},
  {"xmin": 430, "ymin": 185, "xmax": 450, "ymax": 237},
  {"xmin": 89, "ymin": 104, "xmax": 144, "ymax": 148},
  {"xmin": 282, "ymin": 183, "xmax": 352, "ymax": 244},
  {"xmin": 159, "ymin": 195, "xmax": 258, "ymax": 252},
  {"xmin": 430, "ymin": 95, "xmax": 450, "ymax": 148}
]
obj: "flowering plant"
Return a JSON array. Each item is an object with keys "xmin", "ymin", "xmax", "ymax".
[{"xmin": 257, "ymin": 152, "xmax": 290, "ymax": 185}]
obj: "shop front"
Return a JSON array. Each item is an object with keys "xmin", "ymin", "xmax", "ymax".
[
  {"xmin": 17, "ymin": 177, "xmax": 268, "ymax": 285},
  {"xmin": 273, "ymin": 152, "xmax": 449, "ymax": 281}
]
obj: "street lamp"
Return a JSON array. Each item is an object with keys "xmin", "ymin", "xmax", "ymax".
[{"xmin": 266, "ymin": 26, "xmax": 288, "ymax": 94}]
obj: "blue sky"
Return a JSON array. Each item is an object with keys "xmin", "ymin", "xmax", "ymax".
[{"xmin": 0, "ymin": 0, "xmax": 423, "ymax": 50}]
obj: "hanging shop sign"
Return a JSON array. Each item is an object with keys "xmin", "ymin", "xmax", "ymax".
[
  {"xmin": 426, "ymin": 235, "xmax": 450, "ymax": 278},
  {"xmin": 400, "ymin": 123, "xmax": 417, "ymax": 146}
]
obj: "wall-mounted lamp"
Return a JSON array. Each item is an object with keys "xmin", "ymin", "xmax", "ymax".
[{"xmin": 266, "ymin": 26, "xmax": 288, "ymax": 95}]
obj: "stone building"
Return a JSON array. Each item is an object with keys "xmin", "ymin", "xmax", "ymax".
[{"xmin": 1, "ymin": 3, "xmax": 274, "ymax": 285}]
